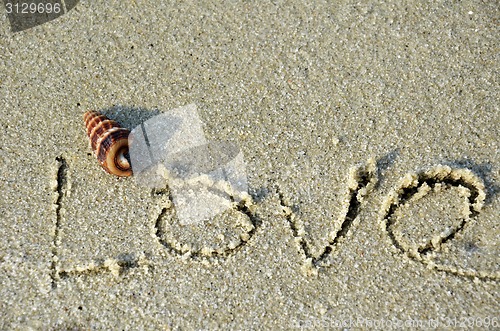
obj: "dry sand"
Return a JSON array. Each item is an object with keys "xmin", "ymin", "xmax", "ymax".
[{"xmin": 0, "ymin": 1, "xmax": 498, "ymax": 329}]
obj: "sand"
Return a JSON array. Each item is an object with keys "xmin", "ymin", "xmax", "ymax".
[{"xmin": 0, "ymin": 1, "xmax": 498, "ymax": 329}]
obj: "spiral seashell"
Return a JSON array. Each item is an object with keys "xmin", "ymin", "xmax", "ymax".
[{"xmin": 83, "ymin": 111, "xmax": 132, "ymax": 177}]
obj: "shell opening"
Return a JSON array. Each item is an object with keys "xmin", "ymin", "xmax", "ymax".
[
  {"xmin": 116, "ymin": 147, "xmax": 131, "ymax": 171},
  {"xmin": 104, "ymin": 138, "xmax": 133, "ymax": 177},
  {"xmin": 96, "ymin": 129, "xmax": 133, "ymax": 177}
]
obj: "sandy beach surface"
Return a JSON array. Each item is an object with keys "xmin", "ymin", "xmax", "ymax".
[{"xmin": 0, "ymin": 1, "xmax": 498, "ymax": 329}]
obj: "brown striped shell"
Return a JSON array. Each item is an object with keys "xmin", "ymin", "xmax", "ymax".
[{"xmin": 83, "ymin": 111, "xmax": 132, "ymax": 177}]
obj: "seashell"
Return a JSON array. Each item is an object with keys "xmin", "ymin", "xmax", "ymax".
[{"xmin": 83, "ymin": 111, "xmax": 132, "ymax": 177}]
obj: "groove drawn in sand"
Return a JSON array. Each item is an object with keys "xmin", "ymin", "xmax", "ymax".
[
  {"xmin": 380, "ymin": 165, "xmax": 498, "ymax": 281},
  {"xmin": 58, "ymin": 254, "xmax": 149, "ymax": 279},
  {"xmin": 153, "ymin": 187, "xmax": 260, "ymax": 260},
  {"xmin": 130, "ymin": 103, "xmax": 260, "ymax": 260},
  {"xmin": 51, "ymin": 157, "xmax": 496, "ymax": 282},
  {"xmin": 49, "ymin": 156, "xmax": 259, "ymax": 287},
  {"xmin": 50, "ymin": 157, "xmax": 145, "ymax": 287},
  {"xmin": 50, "ymin": 157, "xmax": 67, "ymax": 288},
  {"xmin": 275, "ymin": 160, "xmax": 378, "ymax": 270}
]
